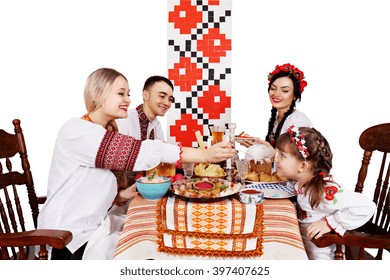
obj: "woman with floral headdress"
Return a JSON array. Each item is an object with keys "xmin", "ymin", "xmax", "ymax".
[{"xmin": 239, "ymin": 63, "xmax": 312, "ymax": 149}]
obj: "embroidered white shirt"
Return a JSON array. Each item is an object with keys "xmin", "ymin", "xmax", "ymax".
[
  {"xmin": 274, "ymin": 110, "xmax": 313, "ymax": 135},
  {"xmin": 294, "ymin": 180, "xmax": 376, "ymax": 259},
  {"xmin": 116, "ymin": 106, "xmax": 165, "ymax": 141},
  {"xmin": 37, "ymin": 118, "xmax": 179, "ymax": 253}
]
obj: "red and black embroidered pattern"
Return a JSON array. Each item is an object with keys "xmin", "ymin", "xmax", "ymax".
[
  {"xmin": 150, "ymin": 127, "xmax": 155, "ymax": 139},
  {"xmin": 136, "ymin": 104, "xmax": 155, "ymax": 140},
  {"xmin": 95, "ymin": 131, "xmax": 142, "ymax": 171}
]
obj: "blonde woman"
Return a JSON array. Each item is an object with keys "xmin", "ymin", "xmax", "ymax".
[{"xmin": 37, "ymin": 68, "xmax": 236, "ymax": 260}]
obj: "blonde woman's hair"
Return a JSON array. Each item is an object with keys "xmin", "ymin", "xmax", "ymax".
[{"xmin": 84, "ymin": 68, "xmax": 127, "ymax": 132}]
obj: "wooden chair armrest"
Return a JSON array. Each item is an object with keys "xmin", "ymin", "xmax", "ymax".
[
  {"xmin": 37, "ymin": 196, "xmax": 47, "ymax": 204},
  {"xmin": 0, "ymin": 229, "xmax": 72, "ymax": 249},
  {"xmin": 312, "ymin": 230, "xmax": 390, "ymax": 249}
]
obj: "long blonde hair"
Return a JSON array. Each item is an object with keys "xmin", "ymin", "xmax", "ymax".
[{"xmin": 84, "ymin": 68, "xmax": 127, "ymax": 132}]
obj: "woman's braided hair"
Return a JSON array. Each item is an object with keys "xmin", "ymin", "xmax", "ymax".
[{"xmin": 265, "ymin": 71, "xmax": 302, "ymax": 147}]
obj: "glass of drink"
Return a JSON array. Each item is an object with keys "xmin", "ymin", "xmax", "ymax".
[
  {"xmin": 235, "ymin": 159, "xmax": 249, "ymax": 185},
  {"xmin": 210, "ymin": 125, "xmax": 225, "ymax": 145},
  {"xmin": 182, "ymin": 162, "xmax": 194, "ymax": 179}
]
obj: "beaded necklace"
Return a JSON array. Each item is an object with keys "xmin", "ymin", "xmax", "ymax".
[{"xmin": 81, "ymin": 113, "xmax": 93, "ymax": 123}]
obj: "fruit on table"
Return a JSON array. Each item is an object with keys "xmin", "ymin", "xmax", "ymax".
[{"xmin": 171, "ymin": 173, "xmax": 185, "ymax": 183}]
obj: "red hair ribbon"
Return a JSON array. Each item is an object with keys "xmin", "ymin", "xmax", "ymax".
[{"xmin": 319, "ymin": 171, "xmax": 326, "ymax": 179}]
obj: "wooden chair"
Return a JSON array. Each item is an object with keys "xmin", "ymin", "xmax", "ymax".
[
  {"xmin": 0, "ymin": 119, "xmax": 72, "ymax": 260},
  {"xmin": 312, "ymin": 123, "xmax": 390, "ymax": 260}
]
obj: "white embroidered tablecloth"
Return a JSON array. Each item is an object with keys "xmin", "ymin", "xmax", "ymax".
[{"xmin": 114, "ymin": 196, "xmax": 308, "ymax": 260}]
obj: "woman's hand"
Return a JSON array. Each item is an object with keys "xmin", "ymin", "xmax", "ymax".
[
  {"xmin": 238, "ymin": 137, "xmax": 272, "ymax": 148},
  {"xmin": 115, "ymin": 183, "xmax": 140, "ymax": 203},
  {"xmin": 204, "ymin": 141, "xmax": 237, "ymax": 163},
  {"xmin": 306, "ymin": 219, "xmax": 332, "ymax": 240}
]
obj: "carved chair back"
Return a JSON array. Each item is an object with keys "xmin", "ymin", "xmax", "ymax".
[{"xmin": 0, "ymin": 119, "xmax": 39, "ymax": 259}]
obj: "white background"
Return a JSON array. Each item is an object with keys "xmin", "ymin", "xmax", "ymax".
[{"xmin": 0, "ymin": 0, "xmax": 389, "ymax": 268}]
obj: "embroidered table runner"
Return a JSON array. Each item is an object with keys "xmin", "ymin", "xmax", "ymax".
[
  {"xmin": 114, "ymin": 197, "xmax": 307, "ymax": 259},
  {"xmin": 156, "ymin": 195, "xmax": 264, "ymax": 258}
]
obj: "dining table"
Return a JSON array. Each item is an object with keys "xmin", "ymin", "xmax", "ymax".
[{"xmin": 113, "ymin": 189, "xmax": 308, "ymax": 260}]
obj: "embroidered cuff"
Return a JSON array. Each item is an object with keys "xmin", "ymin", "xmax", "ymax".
[
  {"xmin": 175, "ymin": 142, "xmax": 183, "ymax": 169},
  {"xmin": 325, "ymin": 216, "xmax": 346, "ymax": 236}
]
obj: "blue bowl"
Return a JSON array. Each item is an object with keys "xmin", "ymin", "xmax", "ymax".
[{"xmin": 135, "ymin": 177, "xmax": 171, "ymax": 200}]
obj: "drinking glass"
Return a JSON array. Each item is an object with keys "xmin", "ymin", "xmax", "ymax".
[
  {"xmin": 235, "ymin": 159, "xmax": 249, "ymax": 184},
  {"xmin": 210, "ymin": 125, "xmax": 225, "ymax": 145},
  {"xmin": 227, "ymin": 123, "xmax": 237, "ymax": 169},
  {"xmin": 182, "ymin": 162, "xmax": 194, "ymax": 179}
]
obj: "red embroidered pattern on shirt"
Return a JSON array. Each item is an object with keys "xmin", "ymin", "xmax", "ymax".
[
  {"xmin": 95, "ymin": 131, "xmax": 142, "ymax": 171},
  {"xmin": 136, "ymin": 104, "xmax": 155, "ymax": 140}
]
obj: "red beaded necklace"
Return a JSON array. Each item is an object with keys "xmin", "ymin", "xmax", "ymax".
[{"xmin": 81, "ymin": 114, "xmax": 93, "ymax": 123}]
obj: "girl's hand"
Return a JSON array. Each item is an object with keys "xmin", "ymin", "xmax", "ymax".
[
  {"xmin": 306, "ymin": 219, "xmax": 332, "ymax": 240},
  {"xmin": 205, "ymin": 141, "xmax": 237, "ymax": 162}
]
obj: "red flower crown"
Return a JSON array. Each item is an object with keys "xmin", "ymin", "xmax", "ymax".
[
  {"xmin": 288, "ymin": 125, "xmax": 310, "ymax": 159},
  {"xmin": 268, "ymin": 63, "xmax": 308, "ymax": 93}
]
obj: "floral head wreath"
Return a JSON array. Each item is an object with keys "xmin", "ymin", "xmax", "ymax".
[
  {"xmin": 288, "ymin": 125, "xmax": 310, "ymax": 159},
  {"xmin": 268, "ymin": 63, "xmax": 308, "ymax": 93}
]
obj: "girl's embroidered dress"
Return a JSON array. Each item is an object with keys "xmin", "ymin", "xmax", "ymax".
[{"xmin": 293, "ymin": 179, "xmax": 376, "ymax": 259}]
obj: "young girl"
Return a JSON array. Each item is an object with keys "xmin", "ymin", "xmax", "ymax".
[
  {"xmin": 274, "ymin": 126, "xmax": 376, "ymax": 260},
  {"xmin": 37, "ymin": 68, "xmax": 236, "ymax": 260},
  {"xmin": 240, "ymin": 63, "xmax": 312, "ymax": 149}
]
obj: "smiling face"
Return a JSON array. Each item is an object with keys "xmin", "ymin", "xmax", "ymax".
[
  {"xmin": 143, "ymin": 81, "xmax": 174, "ymax": 120},
  {"xmin": 100, "ymin": 76, "xmax": 130, "ymax": 121},
  {"xmin": 268, "ymin": 76, "xmax": 295, "ymax": 114}
]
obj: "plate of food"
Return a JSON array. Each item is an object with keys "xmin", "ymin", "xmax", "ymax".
[
  {"xmin": 244, "ymin": 182, "xmax": 296, "ymax": 199},
  {"xmin": 170, "ymin": 178, "xmax": 242, "ymax": 199},
  {"xmin": 194, "ymin": 163, "xmax": 226, "ymax": 178}
]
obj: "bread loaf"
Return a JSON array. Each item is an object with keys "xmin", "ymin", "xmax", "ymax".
[
  {"xmin": 146, "ymin": 162, "xmax": 176, "ymax": 177},
  {"xmin": 249, "ymin": 160, "xmax": 272, "ymax": 175}
]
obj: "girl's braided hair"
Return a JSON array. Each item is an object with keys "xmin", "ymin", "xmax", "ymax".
[{"xmin": 276, "ymin": 127, "xmax": 334, "ymax": 208}]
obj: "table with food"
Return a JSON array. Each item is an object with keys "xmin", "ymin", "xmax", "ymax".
[{"xmin": 113, "ymin": 141, "xmax": 307, "ymax": 260}]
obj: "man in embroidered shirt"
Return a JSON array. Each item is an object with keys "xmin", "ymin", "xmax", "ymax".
[{"xmin": 116, "ymin": 75, "xmax": 174, "ymax": 141}]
